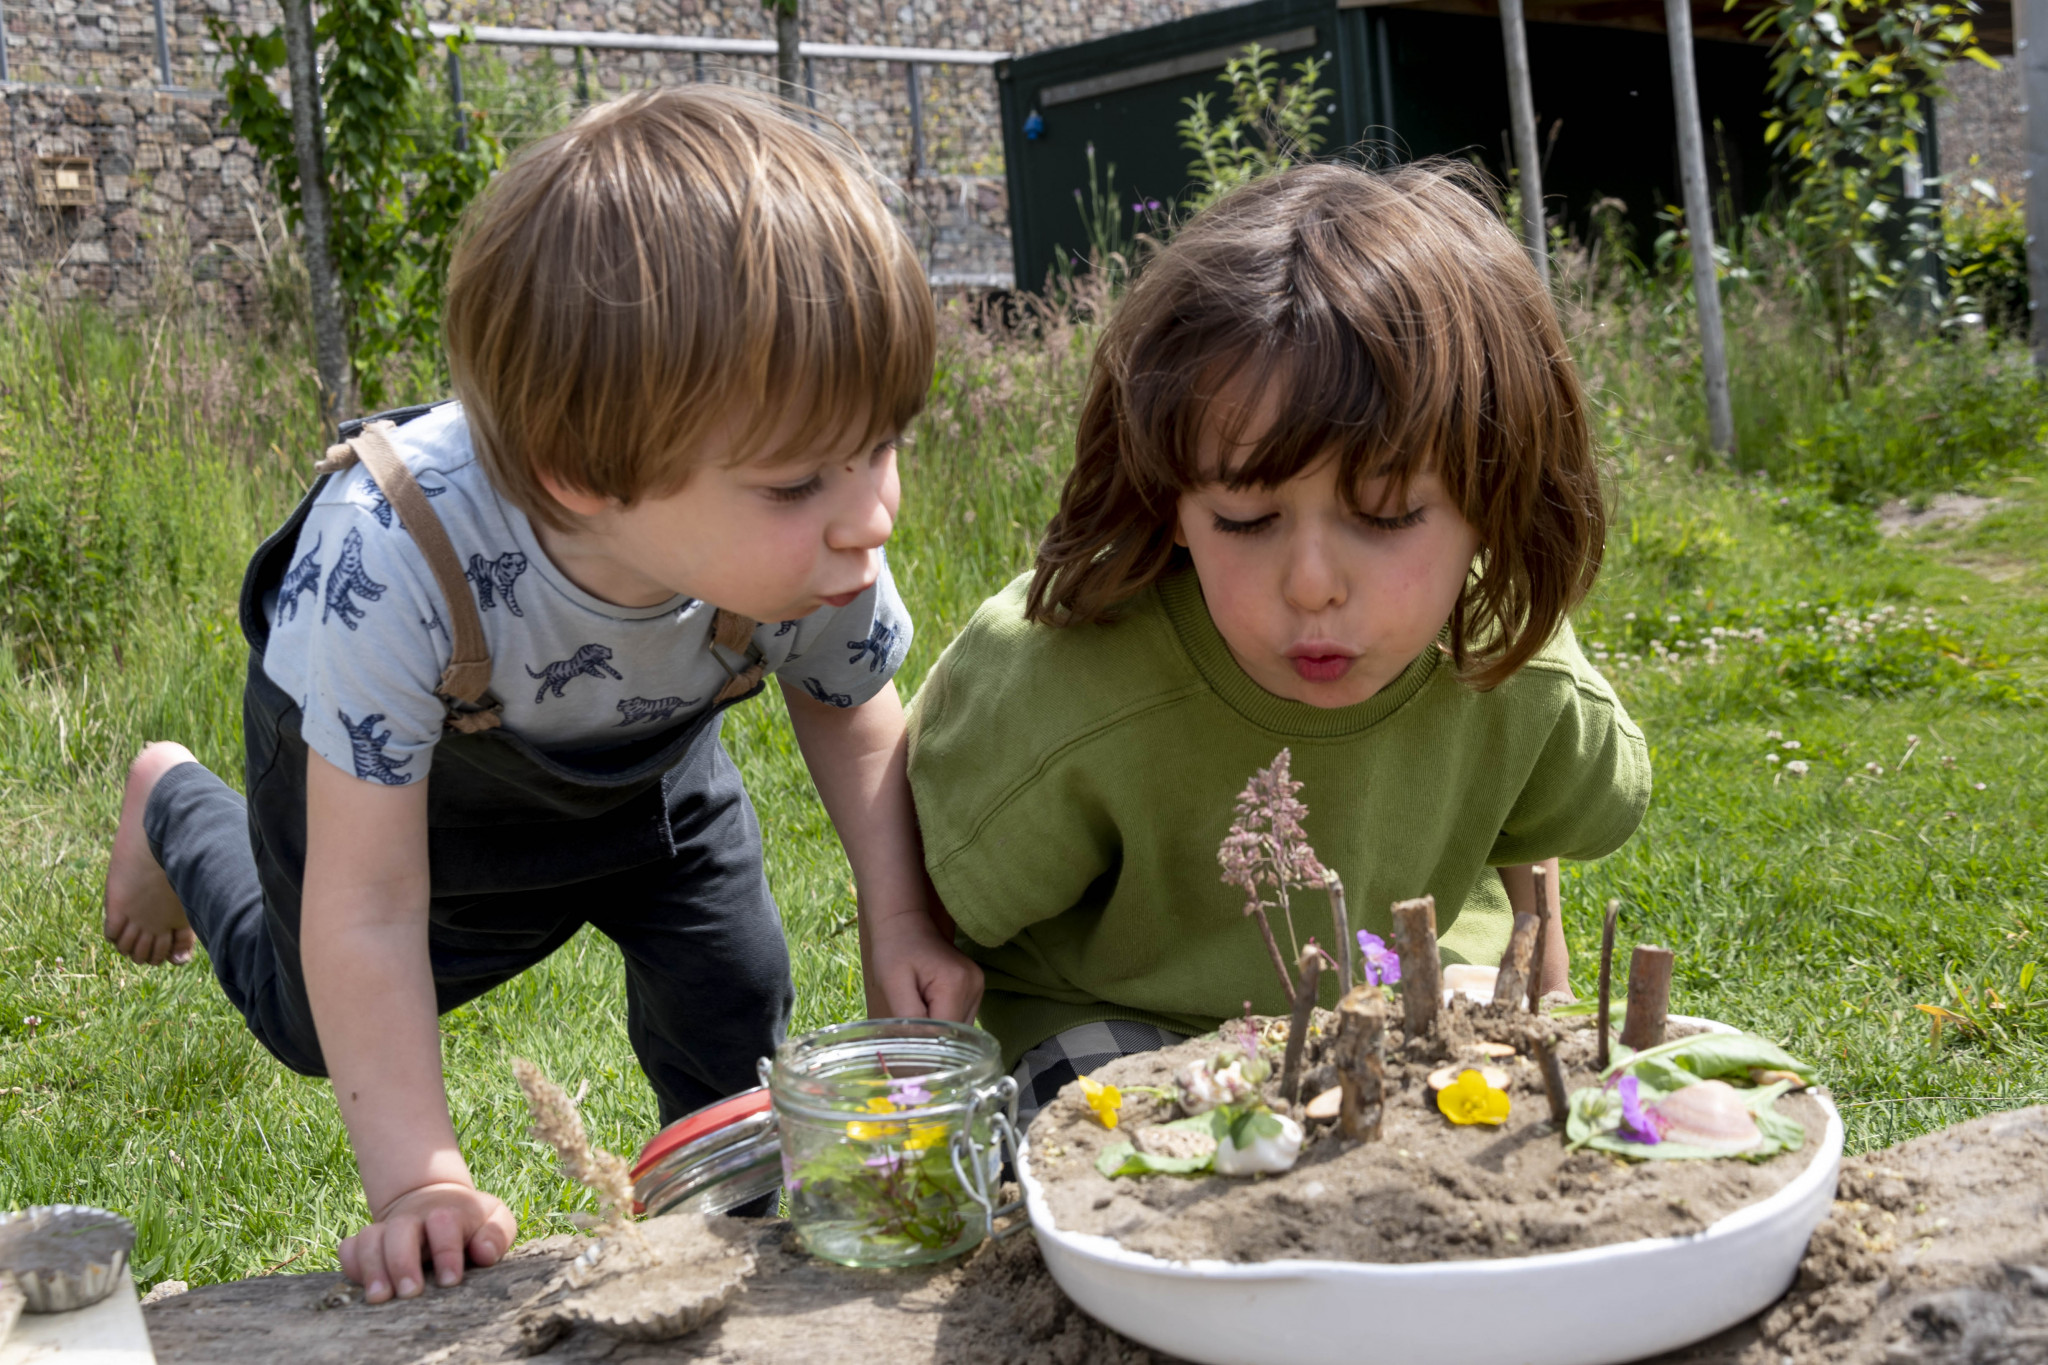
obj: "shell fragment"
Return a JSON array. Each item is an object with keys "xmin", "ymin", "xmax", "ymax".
[{"xmin": 1428, "ymin": 1065, "xmax": 1508, "ymax": 1092}]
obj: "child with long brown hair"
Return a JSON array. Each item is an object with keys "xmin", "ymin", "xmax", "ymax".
[{"xmin": 909, "ymin": 160, "xmax": 1650, "ymax": 1122}]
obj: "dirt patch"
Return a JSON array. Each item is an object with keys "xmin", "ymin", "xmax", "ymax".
[
  {"xmin": 1029, "ymin": 1007, "xmax": 1827, "ymax": 1265},
  {"xmin": 1650, "ymin": 1103, "xmax": 2048, "ymax": 1365},
  {"xmin": 1878, "ymin": 493, "xmax": 2000, "ymax": 538}
]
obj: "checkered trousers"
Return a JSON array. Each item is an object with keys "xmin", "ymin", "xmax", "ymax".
[{"xmin": 1010, "ymin": 1018, "xmax": 1188, "ymax": 1127}]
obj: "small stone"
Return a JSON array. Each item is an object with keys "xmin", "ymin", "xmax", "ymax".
[{"xmin": 1304, "ymin": 1087, "xmax": 1342, "ymax": 1121}]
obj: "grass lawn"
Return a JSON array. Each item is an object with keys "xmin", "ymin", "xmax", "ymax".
[{"xmin": 0, "ymin": 299, "xmax": 2042, "ymax": 1289}]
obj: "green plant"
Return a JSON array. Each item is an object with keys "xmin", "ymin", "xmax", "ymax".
[
  {"xmin": 1747, "ymin": 0, "xmax": 1997, "ymax": 393},
  {"xmin": 1177, "ymin": 43, "xmax": 1332, "ymax": 214},
  {"xmin": 1944, "ymin": 180, "xmax": 2029, "ymax": 335},
  {"xmin": 209, "ymin": 6, "xmax": 503, "ymax": 405}
]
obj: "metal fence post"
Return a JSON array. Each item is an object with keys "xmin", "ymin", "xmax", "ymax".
[
  {"xmin": 447, "ymin": 46, "xmax": 467, "ymax": 151},
  {"xmin": 151, "ymin": 0, "xmax": 172, "ymax": 86},
  {"xmin": 2025, "ymin": 0, "xmax": 2048, "ymax": 368},
  {"xmin": 1, "ymin": 0, "xmax": 11, "ymax": 83},
  {"xmin": 905, "ymin": 60, "xmax": 923, "ymax": 177},
  {"xmin": 804, "ymin": 54, "xmax": 815, "ymax": 107},
  {"xmin": 1498, "ymin": 0, "xmax": 1546, "ymax": 285},
  {"xmin": 1664, "ymin": 0, "xmax": 1735, "ymax": 457}
]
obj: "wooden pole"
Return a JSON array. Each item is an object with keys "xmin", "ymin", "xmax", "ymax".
[
  {"xmin": 1493, "ymin": 911, "xmax": 1542, "ymax": 1014},
  {"xmin": 1596, "ymin": 900, "xmax": 1619, "ymax": 1070},
  {"xmin": 1390, "ymin": 897, "xmax": 1441, "ymax": 1040},
  {"xmin": 1280, "ymin": 944, "xmax": 1324, "ymax": 1104},
  {"xmin": 1663, "ymin": 0, "xmax": 1736, "ymax": 457},
  {"xmin": 280, "ymin": 0, "xmax": 349, "ymax": 435},
  {"xmin": 1326, "ymin": 871, "xmax": 1352, "ymax": 996},
  {"xmin": 1620, "ymin": 945, "xmax": 1675, "ymax": 1051},
  {"xmin": 1534, "ymin": 1036, "xmax": 1569, "ymax": 1125},
  {"xmin": 2025, "ymin": 0, "xmax": 2048, "ymax": 367},
  {"xmin": 1334, "ymin": 985, "xmax": 1389, "ymax": 1141},
  {"xmin": 1499, "ymin": 0, "xmax": 1548, "ymax": 285}
]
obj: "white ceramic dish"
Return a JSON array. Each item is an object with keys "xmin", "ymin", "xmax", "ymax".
[{"xmin": 1020, "ymin": 1015, "xmax": 1843, "ymax": 1365}]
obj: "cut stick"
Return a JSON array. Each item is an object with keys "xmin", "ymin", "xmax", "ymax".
[
  {"xmin": 1325, "ymin": 870, "xmax": 1353, "ymax": 996},
  {"xmin": 1596, "ymin": 900, "xmax": 1619, "ymax": 1070},
  {"xmin": 1492, "ymin": 911, "xmax": 1543, "ymax": 1014},
  {"xmin": 1527, "ymin": 864, "xmax": 1550, "ymax": 1012},
  {"xmin": 1390, "ymin": 896, "xmax": 1441, "ymax": 1040},
  {"xmin": 1619, "ymin": 944, "xmax": 1675, "ymax": 1051},
  {"xmin": 1334, "ymin": 984, "xmax": 1389, "ymax": 1141},
  {"xmin": 1534, "ymin": 1035, "xmax": 1569, "ymax": 1126},
  {"xmin": 1280, "ymin": 943, "xmax": 1326, "ymax": 1103}
]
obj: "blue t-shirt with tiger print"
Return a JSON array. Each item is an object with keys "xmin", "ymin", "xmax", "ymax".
[{"xmin": 262, "ymin": 402, "xmax": 912, "ymax": 786}]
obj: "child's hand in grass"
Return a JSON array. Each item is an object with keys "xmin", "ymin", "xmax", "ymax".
[
  {"xmin": 338, "ymin": 1180, "xmax": 516, "ymax": 1304},
  {"xmin": 863, "ymin": 902, "xmax": 984, "ymax": 1023}
]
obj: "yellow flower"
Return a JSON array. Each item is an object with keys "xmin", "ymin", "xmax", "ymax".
[
  {"xmin": 1437, "ymin": 1069, "xmax": 1511, "ymax": 1127},
  {"xmin": 1079, "ymin": 1075, "xmax": 1123, "ymax": 1130},
  {"xmin": 863, "ymin": 1096, "xmax": 898, "ymax": 1114},
  {"xmin": 904, "ymin": 1122, "xmax": 948, "ymax": 1152}
]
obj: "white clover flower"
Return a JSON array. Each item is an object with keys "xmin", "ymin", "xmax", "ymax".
[
  {"xmin": 1623, "ymin": 611, "xmax": 1637, "ymax": 621},
  {"xmin": 1866, "ymin": 763, "xmax": 1884, "ymax": 776},
  {"xmin": 1766, "ymin": 729, "xmax": 1782, "ymax": 740},
  {"xmin": 1973, "ymin": 782, "xmax": 1988, "ymax": 791},
  {"xmin": 1781, "ymin": 739, "xmax": 1802, "ymax": 750},
  {"xmin": 1766, "ymin": 753, "xmax": 1780, "ymax": 764},
  {"xmin": 1786, "ymin": 760, "xmax": 1810, "ymax": 777}
]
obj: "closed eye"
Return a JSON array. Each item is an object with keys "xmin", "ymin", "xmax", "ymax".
[
  {"xmin": 1211, "ymin": 512, "xmax": 1277, "ymax": 536},
  {"xmin": 764, "ymin": 473, "xmax": 825, "ymax": 504},
  {"xmin": 1361, "ymin": 507, "xmax": 1427, "ymax": 531}
]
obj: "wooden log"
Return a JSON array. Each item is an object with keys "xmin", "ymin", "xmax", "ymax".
[
  {"xmin": 1390, "ymin": 896, "xmax": 1441, "ymax": 1041},
  {"xmin": 1527, "ymin": 864, "xmax": 1550, "ymax": 1012},
  {"xmin": 1596, "ymin": 900, "xmax": 1619, "ymax": 1071},
  {"xmin": 1492, "ymin": 911, "xmax": 1542, "ymax": 1014},
  {"xmin": 1334, "ymin": 984, "xmax": 1389, "ymax": 1141},
  {"xmin": 1620, "ymin": 945, "xmax": 1675, "ymax": 1051},
  {"xmin": 1280, "ymin": 943, "xmax": 1325, "ymax": 1103},
  {"xmin": 1534, "ymin": 1035, "xmax": 1569, "ymax": 1126}
]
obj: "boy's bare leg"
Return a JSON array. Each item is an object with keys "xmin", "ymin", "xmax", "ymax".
[{"xmin": 104, "ymin": 741, "xmax": 200, "ymax": 966}]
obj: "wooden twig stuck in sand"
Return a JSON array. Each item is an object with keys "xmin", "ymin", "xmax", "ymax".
[
  {"xmin": 1492, "ymin": 912, "xmax": 1543, "ymax": 1015},
  {"xmin": 1334, "ymin": 984, "xmax": 1389, "ymax": 1141},
  {"xmin": 1597, "ymin": 900, "xmax": 1620, "ymax": 1070},
  {"xmin": 1534, "ymin": 1035, "xmax": 1569, "ymax": 1125},
  {"xmin": 1527, "ymin": 865, "xmax": 1550, "ymax": 1012},
  {"xmin": 1390, "ymin": 896, "xmax": 1441, "ymax": 1040},
  {"xmin": 1620, "ymin": 945, "xmax": 1675, "ymax": 1051},
  {"xmin": 1325, "ymin": 870, "xmax": 1352, "ymax": 996},
  {"xmin": 1280, "ymin": 943, "xmax": 1330, "ymax": 1103}
]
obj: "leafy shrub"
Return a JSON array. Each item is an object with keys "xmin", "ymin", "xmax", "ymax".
[
  {"xmin": 1763, "ymin": 482, "xmax": 1880, "ymax": 549},
  {"xmin": 1613, "ymin": 508, "xmax": 1735, "ymax": 591},
  {"xmin": 1945, "ymin": 185, "xmax": 2029, "ymax": 336}
]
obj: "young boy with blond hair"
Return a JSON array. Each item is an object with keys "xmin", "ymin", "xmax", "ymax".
[{"xmin": 100, "ymin": 88, "xmax": 980, "ymax": 1301}]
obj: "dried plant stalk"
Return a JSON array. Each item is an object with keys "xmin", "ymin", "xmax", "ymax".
[
  {"xmin": 1334, "ymin": 984, "xmax": 1388, "ymax": 1141},
  {"xmin": 1325, "ymin": 870, "xmax": 1352, "ymax": 995},
  {"xmin": 1527, "ymin": 864, "xmax": 1550, "ymax": 1012},
  {"xmin": 1534, "ymin": 1036, "xmax": 1569, "ymax": 1125},
  {"xmin": 1390, "ymin": 896, "xmax": 1441, "ymax": 1040},
  {"xmin": 1597, "ymin": 900, "xmax": 1620, "ymax": 1070},
  {"xmin": 514, "ymin": 1056, "xmax": 637, "ymax": 1233}
]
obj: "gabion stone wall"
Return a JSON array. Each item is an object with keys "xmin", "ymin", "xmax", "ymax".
[
  {"xmin": 1939, "ymin": 58, "xmax": 2022, "ymax": 200},
  {"xmin": 0, "ymin": 84, "xmax": 264, "ymax": 313}
]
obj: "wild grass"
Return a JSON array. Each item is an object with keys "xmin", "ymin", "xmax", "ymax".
[{"xmin": 1, "ymin": 265, "xmax": 2043, "ymax": 1287}]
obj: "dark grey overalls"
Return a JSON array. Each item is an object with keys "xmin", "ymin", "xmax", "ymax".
[{"xmin": 143, "ymin": 405, "xmax": 794, "ymax": 1126}]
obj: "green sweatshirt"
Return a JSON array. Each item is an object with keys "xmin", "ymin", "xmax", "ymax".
[{"xmin": 907, "ymin": 568, "xmax": 1651, "ymax": 1071}]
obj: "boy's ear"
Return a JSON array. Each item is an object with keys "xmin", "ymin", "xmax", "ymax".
[
  {"xmin": 535, "ymin": 470, "xmax": 612, "ymax": 519},
  {"xmin": 1172, "ymin": 503, "xmax": 1191, "ymax": 549}
]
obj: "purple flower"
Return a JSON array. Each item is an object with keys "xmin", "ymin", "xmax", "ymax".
[
  {"xmin": 1617, "ymin": 1076, "xmax": 1665, "ymax": 1145},
  {"xmin": 888, "ymin": 1078, "xmax": 933, "ymax": 1108},
  {"xmin": 1357, "ymin": 931, "xmax": 1401, "ymax": 987},
  {"xmin": 863, "ymin": 1149, "xmax": 904, "ymax": 1176}
]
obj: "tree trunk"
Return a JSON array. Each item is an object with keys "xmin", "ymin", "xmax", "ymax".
[
  {"xmin": 2024, "ymin": 0, "xmax": 2048, "ymax": 368},
  {"xmin": 775, "ymin": 2, "xmax": 801, "ymax": 105},
  {"xmin": 1498, "ymin": 0, "xmax": 1547, "ymax": 286},
  {"xmin": 1664, "ymin": 0, "xmax": 1736, "ymax": 457},
  {"xmin": 281, "ymin": 0, "xmax": 349, "ymax": 435}
]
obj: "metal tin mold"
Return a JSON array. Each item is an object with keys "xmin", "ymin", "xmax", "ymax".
[
  {"xmin": 631, "ymin": 1088, "xmax": 783, "ymax": 1218},
  {"xmin": 0, "ymin": 1205, "xmax": 135, "ymax": 1313}
]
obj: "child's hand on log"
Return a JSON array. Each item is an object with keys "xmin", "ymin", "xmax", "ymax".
[{"xmin": 338, "ymin": 1180, "xmax": 516, "ymax": 1304}]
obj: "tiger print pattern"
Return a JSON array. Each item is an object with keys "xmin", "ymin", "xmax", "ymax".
[
  {"xmin": 322, "ymin": 528, "xmax": 386, "ymax": 631},
  {"xmin": 525, "ymin": 643, "xmax": 623, "ymax": 702},
  {"xmin": 615, "ymin": 695, "xmax": 696, "ymax": 727}
]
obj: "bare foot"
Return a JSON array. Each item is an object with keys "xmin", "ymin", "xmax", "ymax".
[{"xmin": 104, "ymin": 742, "xmax": 200, "ymax": 966}]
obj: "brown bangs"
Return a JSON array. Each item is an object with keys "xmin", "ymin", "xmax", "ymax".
[
  {"xmin": 1026, "ymin": 159, "xmax": 1605, "ymax": 690},
  {"xmin": 445, "ymin": 86, "xmax": 935, "ymax": 531}
]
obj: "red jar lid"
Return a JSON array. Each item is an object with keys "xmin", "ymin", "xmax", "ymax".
[{"xmin": 630, "ymin": 1086, "xmax": 781, "ymax": 1218}]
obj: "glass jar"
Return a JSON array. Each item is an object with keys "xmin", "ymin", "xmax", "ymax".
[{"xmin": 761, "ymin": 1017, "xmax": 1019, "ymax": 1268}]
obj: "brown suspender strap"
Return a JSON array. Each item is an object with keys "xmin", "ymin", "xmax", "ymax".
[
  {"xmin": 709, "ymin": 608, "xmax": 768, "ymax": 703},
  {"xmin": 316, "ymin": 421, "xmax": 503, "ymax": 733},
  {"xmin": 315, "ymin": 421, "xmax": 769, "ymax": 721}
]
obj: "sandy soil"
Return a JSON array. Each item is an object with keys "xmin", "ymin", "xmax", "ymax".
[{"xmin": 1030, "ymin": 1008, "xmax": 1829, "ymax": 1264}]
